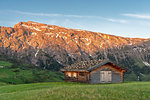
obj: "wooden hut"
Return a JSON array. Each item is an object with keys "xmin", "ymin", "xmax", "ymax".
[{"xmin": 61, "ymin": 59, "xmax": 126, "ymax": 84}]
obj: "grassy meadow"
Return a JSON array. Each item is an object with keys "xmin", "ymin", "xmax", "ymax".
[
  {"xmin": 0, "ymin": 82, "xmax": 150, "ymax": 100},
  {"xmin": 0, "ymin": 57, "xmax": 150, "ymax": 100},
  {"xmin": 0, "ymin": 59, "xmax": 64, "ymax": 84}
]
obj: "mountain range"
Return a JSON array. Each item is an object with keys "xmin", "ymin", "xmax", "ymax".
[{"xmin": 0, "ymin": 21, "xmax": 150, "ymax": 79}]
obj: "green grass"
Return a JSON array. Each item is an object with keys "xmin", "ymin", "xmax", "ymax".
[
  {"xmin": 0, "ymin": 68, "xmax": 64, "ymax": 84},
  {"xmin": 0, "ymin": 61, "xmax": 13, "ymax": 67},
  {"xmin": 0, "ymin": 68, "xmax": 23, "ymax": 84},
  {"xmin": 0, "ymin": 60, "xmax": 64, "ymax": 84},
  {"xmin": 0, "ymin": 82, "xmax": 150, "ymax": 100},
  {"xmin": 0, "ymin": 82, "xmax": 7, "ymax": 86}
]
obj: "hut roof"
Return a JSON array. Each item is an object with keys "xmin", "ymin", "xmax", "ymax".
[{"xmin": 61, "ymin": 59, "xmax": 124, "ymax": 72}]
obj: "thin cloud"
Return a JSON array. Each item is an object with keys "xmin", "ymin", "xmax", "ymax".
[
  {"xmin": 104, "ymin": 18, "xmax": 128, "ymax": 23},
  {"xmin": 7, "ymin": 10, "xmax": 128, "ymax": 23},
  {"xmin": 123, "ymin": 13, "xmax": 150, "ymax": 19},
  {"xmin": 14, "ymin": 10, "xmax": 61, "ymax": 17},
  {"xmin": 11, "ymin": 10, "xmax": 98, "ymax": 18}
]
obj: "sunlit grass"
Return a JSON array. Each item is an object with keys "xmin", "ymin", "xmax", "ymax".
[{"xmin": 0, "ymin": 82, "xmax": 150, "ymax": 100}]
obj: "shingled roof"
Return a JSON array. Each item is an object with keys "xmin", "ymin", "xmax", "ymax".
[{"xmin": 61, "ymin": 59, "xmax": 117, "ymax": 72}]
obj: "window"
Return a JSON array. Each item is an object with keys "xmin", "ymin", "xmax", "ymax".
[
  {"xmin": 67, "ymin": 72, "xmax": 71, "ymax": 77},
  {"xmin": 73, "ymin": 72, "xmax": 77, "ymax": 78},
  {"xmin": 79, "ymin": 72, "xmax": 85, "ymax": 76}
]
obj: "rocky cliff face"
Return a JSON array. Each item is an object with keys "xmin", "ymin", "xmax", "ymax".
[{"xmin": 0, "ymin": 21, "xmax": 150, "ymax": 71}]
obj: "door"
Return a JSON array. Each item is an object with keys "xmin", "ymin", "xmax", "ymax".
[{"xmin": 100, "ymin": 71, "xmax": 112, "ymax": 83}]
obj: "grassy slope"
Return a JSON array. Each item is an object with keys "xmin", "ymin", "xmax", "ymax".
[
  {"xmin": 0, "ymin": 61, "xmax": 12, "ymax": 67},
  {"xmin": 0, "ymin": 82, "xmax": 150, "ymax": 100},
  {"xmin": 0, "ymin": 60, "xmax": 64, "ymax": 84}
]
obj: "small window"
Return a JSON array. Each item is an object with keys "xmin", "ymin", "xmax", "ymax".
[
  {"xmin": 67, "ymin": 72, "xmax": 71, "ymax": 77},
  {"xmin": 73, "ymin": 73, "xmax": 77, "ymax": 78},
  {"xmin": 79, "ymin": 72, "xmax": 85, "ymax": 76}
]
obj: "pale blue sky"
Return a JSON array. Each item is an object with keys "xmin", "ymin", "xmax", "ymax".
[{"xmin": 0, "ymin": 0, "xmax": 150, "ymax": 38}]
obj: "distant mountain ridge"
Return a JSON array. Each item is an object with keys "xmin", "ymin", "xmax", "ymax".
[
  {"xmin": 1, "ymin": 21, "xmax": 148, "ymax": 51},
  {"xmin": 0, "ymin": 21, "xmax": 150, "ymax": 76}
]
